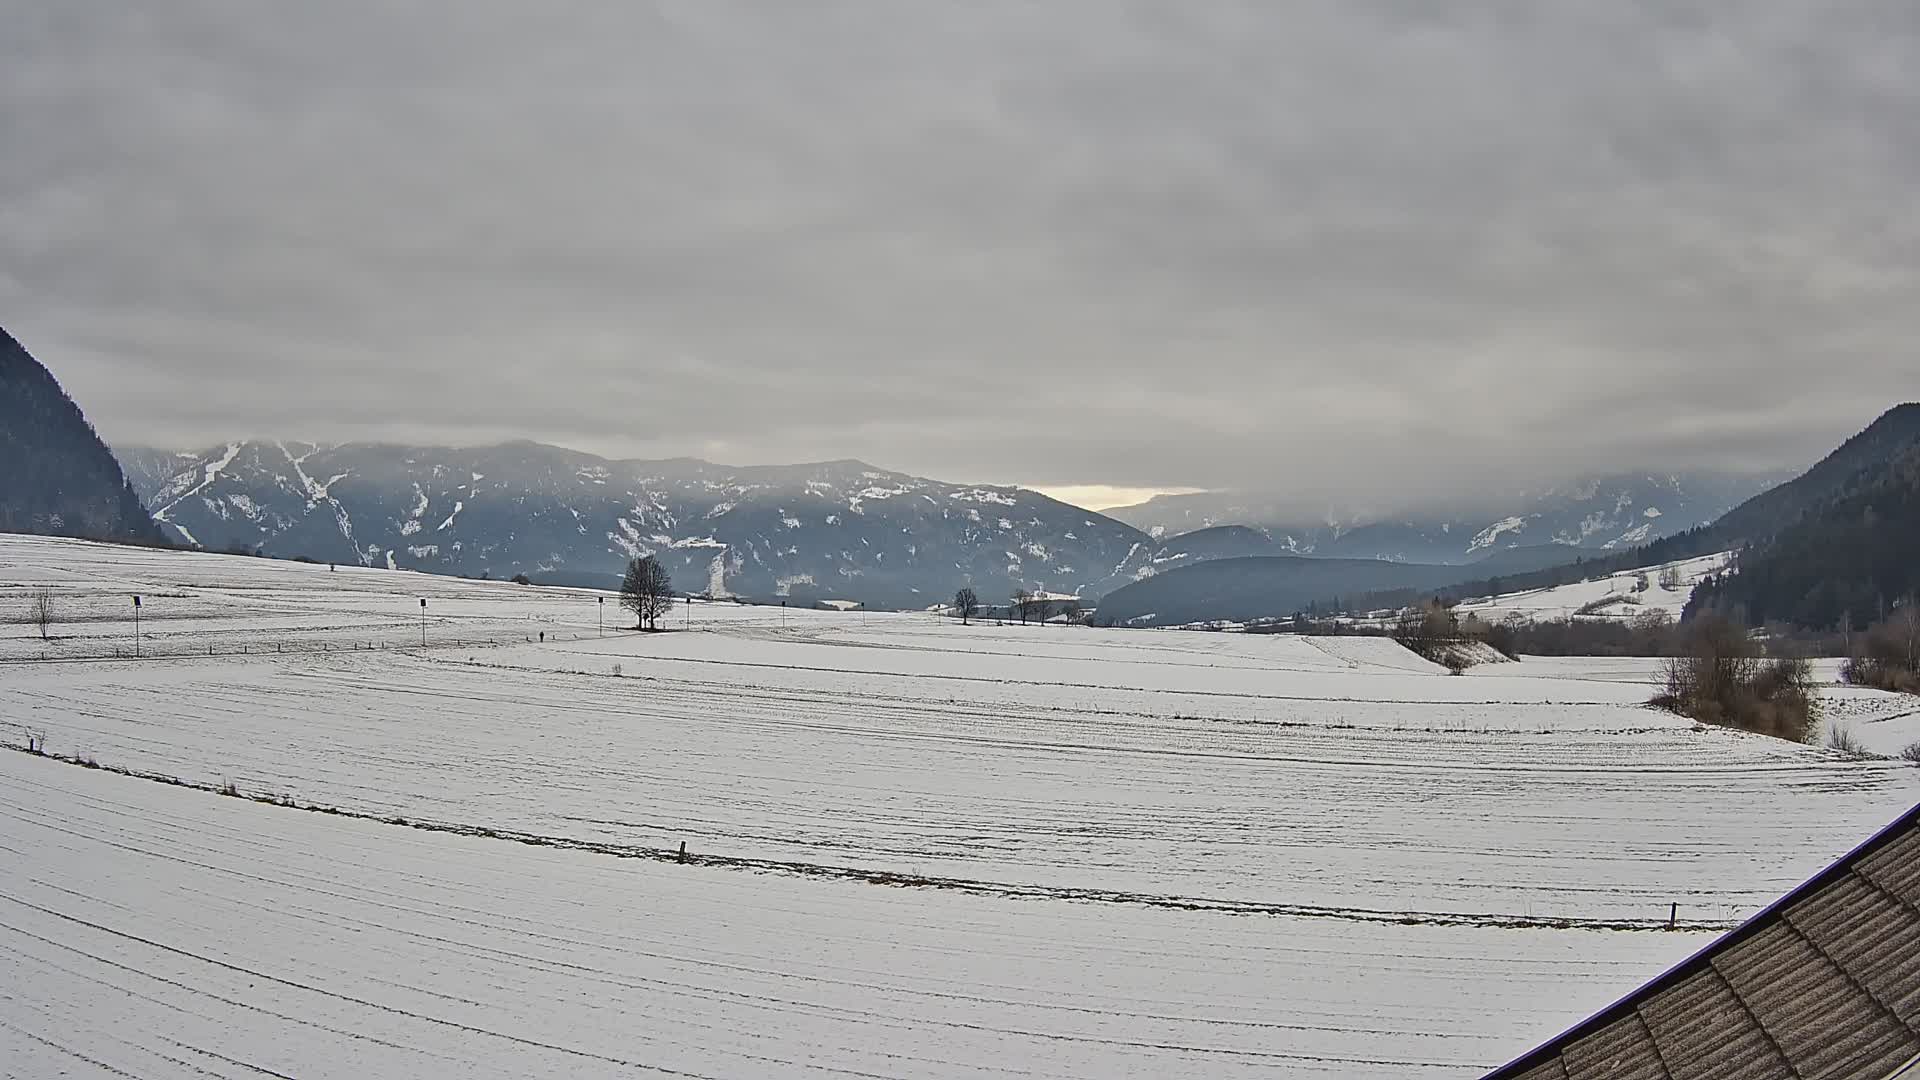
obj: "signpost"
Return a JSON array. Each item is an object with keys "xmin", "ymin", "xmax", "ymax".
[
  {"xmin": 598, "ymin": 595, "xmax": 604, "ymax": 637},
  {"xmin": 419, "ymin": 597, "xmax": 427, "ymax": 647},
  {"xmin": 132, "ymin": 595, "xmax": 141, "ymax": 658}
]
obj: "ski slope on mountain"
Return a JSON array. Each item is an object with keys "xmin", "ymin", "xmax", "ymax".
[{"xmin": 5, "ymin": 534, "xmax": 1918, "ymax": 1077}]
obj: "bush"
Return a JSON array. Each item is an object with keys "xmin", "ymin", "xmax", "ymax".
[
  {"xmin": 1651, "ymin": 615, "xmax": 1818, "ymax": 742},
  {"xmin": 1841, "ymin": 608, "xmax": 1920, "ymax": 694},
  {"xmin": 1825, "ymin": 726, "xmax": 1869, "ymax": 757},
  {"xmin": 1901, "ymin": 741, "xmax": 1920, "ymax": 764},
  {"xmin": 1841, "ymin": 655, "xmax": 1920, "ymax": 694}
]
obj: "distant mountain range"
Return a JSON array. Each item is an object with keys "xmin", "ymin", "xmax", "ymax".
[
  {"xmin": 1104, "ymin": 472, "xmax": 1777, "ymax": 563},
  {"xmin": 116, "ymin": 440, "xmax": 1146, "ymax": 607},
  {"xmin": 114, "ymin": 436, "xmax": 1799, "ymax": 611},
  {"xmin": 0, "ymin": 328, "xmax": 165, "ymax": 545},
  {"xmin": 1098, "ymin": 403, "xmax": 1919, "ymax": 627}
]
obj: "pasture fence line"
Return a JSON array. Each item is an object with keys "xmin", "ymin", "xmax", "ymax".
[{"xmin": 6, "ymin": 628, "xmax": 616, "ymax": 665}]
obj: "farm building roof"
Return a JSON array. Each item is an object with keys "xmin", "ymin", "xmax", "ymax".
[{"xmin": 1484, "ymin": 801, "xmax": 1920, "ymax": 1080}]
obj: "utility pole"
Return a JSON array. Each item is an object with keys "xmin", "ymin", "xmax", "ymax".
[
  {"xmin": 132, "ymin": 595, "xmax": 141, "ymax": 658},
  {"xmin": 419, "ymin": 597, "xmax": 427, "ymax": 647}
]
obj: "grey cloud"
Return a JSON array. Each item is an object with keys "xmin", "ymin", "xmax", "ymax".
[{"xmin": 3, "ymin": 1, "xmax": 1917, "ymax": 512}]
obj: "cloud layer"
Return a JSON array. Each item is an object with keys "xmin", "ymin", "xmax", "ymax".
[{"xmin": 5, "ymin": 2, "xmax": 1916, "ymax": 507}]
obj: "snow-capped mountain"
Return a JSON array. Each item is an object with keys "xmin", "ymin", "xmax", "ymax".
[
  {"xmin": 117, "ymin": 440, "xmax": 1149, "ymax": 608},
  {"xmin": 1103, "ymin": 473, "xmax": 1778, "ymax": 564}
]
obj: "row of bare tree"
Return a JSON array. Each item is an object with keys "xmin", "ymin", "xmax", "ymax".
[{"xmin": 950, "ymin": 587, "xmax": 1083, "ymax": 626}]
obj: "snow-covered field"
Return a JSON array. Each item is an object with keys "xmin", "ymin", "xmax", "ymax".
[
  {"xmin": 1452, "ymin": 551, "xmax": 1731, "ymax": 624},
  {"xmin": 4, "ymin": 534, "xmax": 1918, "ymax": 1077}
]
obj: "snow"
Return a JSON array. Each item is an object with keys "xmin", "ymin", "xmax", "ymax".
[
  {"xmin": 949, "ymin": 487, "xmax": 1018, "ymax": 506},
  {"xmin": 153, "ymin": 441, "xmax": 244, "ymax": 528},
  {"xmin": 0, "ymin": 748, "xmax": 1713, "ymax": 1079},
  {"xmin": 3, "ymin": 533, "xmax": 1917, "ymax": 1077},
  {"xmin": 436, "ymin": 500, "xmax": 464, "ymax": 532},
  {"xmin": 1467, "ymin": 515, "xmax": 1529, "ymax": 553},
  {"xmin": 1455, "ymin": 552, "xmax": 1731, "ymax": 624}
]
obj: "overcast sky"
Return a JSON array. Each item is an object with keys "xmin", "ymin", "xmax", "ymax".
[{"xmin": 4, "ymin": 3, "xmax": 1916, "ymax": 510}]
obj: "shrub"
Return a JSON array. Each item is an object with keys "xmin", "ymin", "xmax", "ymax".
[
  {"xmin": 1841, "ymin": 605, "xmax": 1920, "ymax": 694},
  {"xmin": 1825, "ymin": 726, "xmax": 1870, "ymax": 758},
  {"xmin": 1901, "ymin": 741, "xmax": 1920, "ymax": 765},
  {"xmin": 1651, "ymin": 616, "xmax": 1818, "ymax": 742}
]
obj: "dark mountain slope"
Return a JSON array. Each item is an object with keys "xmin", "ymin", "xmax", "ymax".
[
  {"xmin": 0, "ymin": 328, "xmax": 165, "ymax": 544},
  {"xmin": 1092, "ymin": 540, "xmax": 1612, "ymax": 627},
  {"xmin": 1688, "ymin": 443, "xmax": 1920, "ymax": 630},
  {"xmin": 1708, "ymin": 403, "xmax": 1920, "ymax": 543},
  {"xmin": 1092, "ymin": 556, "xmax": 1465, "ymax": 626}
]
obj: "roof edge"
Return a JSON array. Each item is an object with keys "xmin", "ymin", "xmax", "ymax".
[{"xmin": 1482, "ymin": 800, "xmax": 1920, "ymax": 1079}]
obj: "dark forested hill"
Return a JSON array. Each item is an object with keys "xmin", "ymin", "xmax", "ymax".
[
  {"xmin": 1688, "ymin": 443, "xmax": 1920, "ymax": 629},
  {"xmin": 1091, "ymin": 544, "xmax": 1602, "ymax": 626},
  {"xmin": 1707, "ymin": 403, "xmax": 1920, "ymax": 545},
  {"xmin": 0, "ymin": 328, "xmax": 166, "ymax": 544}
]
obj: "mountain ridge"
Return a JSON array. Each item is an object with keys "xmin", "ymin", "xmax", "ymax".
[
  {"xmin": 116, "ymin": 438, "xmax": 1151, "ymax": 607},
  {"xmin": 1103, "ymin": 471, "xmax": 1779, "ymax": 562}
]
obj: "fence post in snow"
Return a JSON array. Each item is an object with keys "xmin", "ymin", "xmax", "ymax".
[
  {"xmin": 1668, "ymin": 902, "xmax": 1677, "ymax": 929},
  {"xmin": 678, "ymin": 841, "xmax": 688, "ymax": 864}
]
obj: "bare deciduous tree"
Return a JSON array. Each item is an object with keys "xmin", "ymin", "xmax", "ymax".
[
  {"xmin": 1012, "ymin": 588, "xmax": 1032, "ymax": 625},
  {"xmin": 953, "ymin": 587, "xmax": 980, "ymax": 625},
  {"xmin": 621, "ymin": 556, "xmax": 675, "ymax": 630},
  {"xmin": 30, "ymin": 587, "xmax": 53, "ymax": 641}
]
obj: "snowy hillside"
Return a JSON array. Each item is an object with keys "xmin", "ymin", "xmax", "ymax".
[
  {"xmin": 117, "ymin": 440, "xmax": 1148, "ymax": 607},
  {"xmin": 1105, "ymin": 472, "xmax": 1775, "ymax": 562},
  {"xmin": 1453, "ymin": 552, "xmax": 1732, "ymax": 624}
]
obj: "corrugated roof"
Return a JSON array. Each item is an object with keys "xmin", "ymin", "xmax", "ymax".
[{"xmin": 1484, "ymin": 802, "xmax": 1920, "ymax": 1080}]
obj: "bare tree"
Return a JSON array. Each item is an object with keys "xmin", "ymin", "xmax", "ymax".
[
  {"xmin": 1657, "ymin": 565, "xmax": 1683, "ymax": 591},
  {"xmin": 29, "ymin": 587, "xmax": 52, "ymax": 641},
  {"xmin": 1011, "ymin": 588, "xmax": 1032, "ymax": 625},
  {"xmin": 953, "ymin": 587, "xmax": 980, "ymax": 625},
  {"xmin": 621, "ymin": 556, "xmax": 675, "ymax": 630}
]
